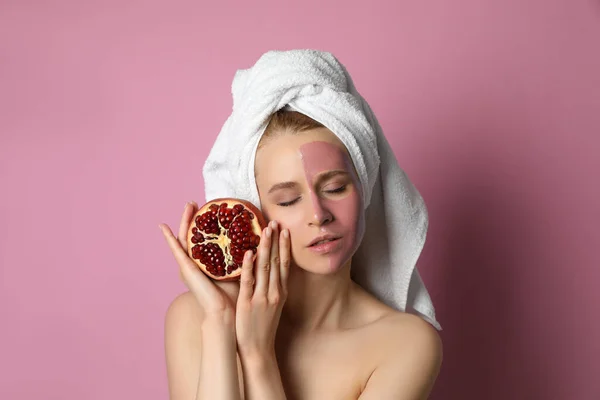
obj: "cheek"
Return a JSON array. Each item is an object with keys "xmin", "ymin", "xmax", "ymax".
[
  {"xmin": 260, "ymin": 205, "xmax": 306, "ymax": 249},
  {"xmin": 330, "ymin": 190, "xmax": 363, "ymax": 232},
  {"xmin": 262, "ymin": 204, "xmax": 303, "ymax": 229},
  {"xmin": 330, "ymin": 189, "xmax": 366, "ymax": 258}
]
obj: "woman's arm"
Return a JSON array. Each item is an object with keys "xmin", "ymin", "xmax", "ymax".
[
  {"xmin": 198, "ymin": 317, "xmax": 242, "ymax": 399},
  {"xmin": 234, "ymin": 221, "xmax": 291, "ymax": 400},
  {"xmin": 239, "ymin": 353, "xmax": 287, "ymax": 400},
  {"xmin": 165, "ymin": 292, "xmax": 244, "ymax": 400},
  {"xmin": 161, "ymin": 202, "xmax": 246, "ymax": 400}
]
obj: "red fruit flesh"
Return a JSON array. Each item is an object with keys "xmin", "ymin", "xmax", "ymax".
[{"xmin": 187, "ymin": 198, "xmax": 266, "ymax": 281}]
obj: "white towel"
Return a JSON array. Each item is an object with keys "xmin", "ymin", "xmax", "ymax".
[{"xmin": 202, "ymin": 49, "xmax": 441, "ymax": 330}]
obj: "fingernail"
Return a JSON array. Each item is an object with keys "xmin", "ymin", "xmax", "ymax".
[
  {"xmin": 266, "ymin": 227, "xmax": 272, "ymax": 238},
  {"xmin": 282, "ymin": 229, "xmax": 289, "ymax": 238},
  {"xmin": 270, "ymin": 220, "xmax": 278, "ymax": 229}
]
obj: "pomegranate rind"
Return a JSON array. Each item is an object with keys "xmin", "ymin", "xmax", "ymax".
[{"xmin": 187, "ymin": 198, "xmax": 266, "ymax": 281}]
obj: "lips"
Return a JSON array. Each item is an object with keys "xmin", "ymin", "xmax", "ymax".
[{"xmin": 308, "ymin": 234, "xmax": 341, "ymax": 247}]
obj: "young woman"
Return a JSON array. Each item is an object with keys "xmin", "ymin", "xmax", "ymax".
[{"xmin": 159, "ymin": 110, "xmax": 443, "ymax": 400}]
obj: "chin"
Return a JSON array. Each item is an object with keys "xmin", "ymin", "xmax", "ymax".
[{"xmin": 292, "ymin": 254, "xmax": 351, "ymax": 275}]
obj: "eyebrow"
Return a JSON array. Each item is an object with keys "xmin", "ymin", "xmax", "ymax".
[
  {"xmin": 268, "ymin": 181, "xmax": 298, "ymax": 194},
  {"xmin": 315, "ymin": 170, "xmax": 348, "ymax": 183},
  {"xmin": 267, "ymin": 170, "xmax": 348, "ymax": 194}
]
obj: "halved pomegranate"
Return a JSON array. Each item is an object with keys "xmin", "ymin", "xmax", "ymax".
[{"xmin": 187, "ymin": 198, "xmax": 266, "ymax": 281}]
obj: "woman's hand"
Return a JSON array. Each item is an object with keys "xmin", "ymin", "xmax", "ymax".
[
  {"xmin": 235, "ymin": 220, "xmax": 290, "ymax": 361},
  {"xmin": 159, "ymin": 201, "xmax": 240, "ymax": 325}
]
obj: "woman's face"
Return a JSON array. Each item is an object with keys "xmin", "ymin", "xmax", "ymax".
[{"xmin": 254, "ymin": 128, "xmax": 365, "ymax": 275}]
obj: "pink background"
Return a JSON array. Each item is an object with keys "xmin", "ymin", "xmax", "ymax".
[{"xmin": 1, "ymin": 0, "xmax": 599, "ymax": 399}]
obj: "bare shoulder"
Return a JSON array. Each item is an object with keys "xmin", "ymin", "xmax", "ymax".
[
  {"xmin": 164, "ymin": 290, "xmax": 204, "ymax": 365},
  {"xmin": 347, "ymin": 285, "xmax": 442, "ymax": 398},
  {"xmin": 358, "ymin": 311, "xmax": 443, "ymax": 399},
  {"xmin": 352, "ymin": 283, "xmax": 442, "ymax": 363},
  {"xmin": 377, "ymin": 311, "xmax": 442, "ymax": 364},
  {"xmin": 164, "ymin": 290, "xmax": 206, "ymax": 350},
  {"xmin": 351, "ymin": 284, "xmax": 442, "ymax": 356},
  {"xmin": 165, "ymin": 290, "xmax": 204, "ymax": 328}
]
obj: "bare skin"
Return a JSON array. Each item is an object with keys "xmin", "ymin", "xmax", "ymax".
[{"xmin": 162, "ymin": 128, "xmax": 442, "ymax": 399}]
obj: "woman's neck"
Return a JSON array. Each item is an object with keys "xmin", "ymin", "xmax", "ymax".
[{"xmin": 280, "ymin": 261, "xmax": 354, "ymax": 332}]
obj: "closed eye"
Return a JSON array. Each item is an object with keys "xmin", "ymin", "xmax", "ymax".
[
  {"xmin": 278, "ymin": 185, "xmax": 346, "ymax": 207},
  {"xmin": 325, "ymin": 185, "xmax": 347, "ymax": 194},
  {"xmin": 278, "ymin": 197, "xmax": 301, "ymax": 207}
]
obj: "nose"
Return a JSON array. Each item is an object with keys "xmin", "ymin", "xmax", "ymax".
[{"xmin": 307, "ymin": 194, "xmax": 333, "ymax": 227}]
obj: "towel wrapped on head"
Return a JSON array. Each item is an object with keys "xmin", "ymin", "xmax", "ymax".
[{"xmin": 203, "ymin": 49, "xmax": 441, "ymax": 330}]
